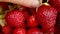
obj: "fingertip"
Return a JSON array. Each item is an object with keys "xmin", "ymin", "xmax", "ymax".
[{"xmin": 28, "ymin": 0, "xmax": 39, "ymax": 8}]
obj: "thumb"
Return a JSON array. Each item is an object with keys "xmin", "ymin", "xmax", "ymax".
[{"xmin": 0, "ymin": 0, "xmax": 39, "ymax": 8}]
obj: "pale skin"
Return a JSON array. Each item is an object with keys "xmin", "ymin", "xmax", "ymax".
[{"xmin": 0, "ymin": 0, "xmax": 40, "ymax": 8}]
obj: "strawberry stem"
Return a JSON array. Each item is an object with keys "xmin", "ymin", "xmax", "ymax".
[{"xmin": 36, "ymin": 0, "xmax": 43, "ymax": 12}]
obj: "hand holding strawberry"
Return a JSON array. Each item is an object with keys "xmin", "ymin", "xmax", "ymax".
[
  {"xmin": 36, "ymin": 3, "xmax": 57, "ymax": 33},
  {"xmin": 0, "ymin": 0, "xmax": 59, "ymax": 34}
]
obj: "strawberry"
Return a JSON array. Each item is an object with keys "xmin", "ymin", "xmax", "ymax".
[
  {"xmin": 36, "ymin": 5, "xmax": 57, "ymax": 30},
  {"xmin": 19, "ymin": 5, "xmax": 30, "ymax": 20},
  {"xmin": 27, "ymin": 28, "xmax": 43, "ymax": 34},
  {"xmin": 21, "ymin": 8, "xmax": 30, "ymax": 20},
  {"xmin": 41, "ymin": 26, "xmax": 54, "ymax": 33},
  {"xmin": 1, "ymin": 24, "xmax": 12, "ymax": 34},
  {"xmin": 13, "ymin": 28, "xmax": 26, "ymax": 34},
  {"xmin": 27, "ymin": 15, "xmax": 38, "ymax": 27},
  {"xmin": 20, "ymin": 23, "xmax": 27, "ymax": 29},
  {"xmin": 49, "ymin": 0, "xmax": 60, "ymax": 12},
  {"xmin": 5, "ymin": 10, "xmax": 25, "ymax": 28}
]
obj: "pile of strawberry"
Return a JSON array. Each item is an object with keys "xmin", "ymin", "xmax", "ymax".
[{"xmin": 0, "ymin": 0, "xmax": 60, "ymax": 34}]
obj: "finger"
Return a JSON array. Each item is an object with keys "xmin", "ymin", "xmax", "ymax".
[{"xmin": 0, "ymin": 0, "xmax": 39, "ymax": 8}]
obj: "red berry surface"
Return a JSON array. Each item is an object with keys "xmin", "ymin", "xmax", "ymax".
[
  {"xmin": 41, "ymin": 26, "xmax": 54, "ymax": 33},
  {"xmin": 5, "ymin": 10, "xmax": 25, "ymax": 27},
  {"xmin": 27, "ymin": 28, "xmax": 43, "ymax": 34},
  {"xmin": 21, "ymin": 8, "xmax": 30, "ymax": 20},
  {"xmin": 27, "ymin": 15, "xmax": 38, "ymax": 27},
  {"xmin": 49, "ymin": 0, "xmax": 60, "ymax": 12},
  {"xmin": 1, "ymin": 25, "xmax": 12, "ymax": 34},
  {"xmin": 36, "ymin": 5, "xmax": 57, "ymax": 29},
  {"xmin": 13, "ymin": 28, "xmax": 26, "ymax": 34}
]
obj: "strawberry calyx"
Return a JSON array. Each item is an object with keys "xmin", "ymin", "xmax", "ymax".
[
  {"xmin": 36, "ymin": 0, "xmax": 50, "ymax": 12},
  {"xmin": 0, "ymin": 4, "xmax": 15, "ymax": 27},
  {"xmin": 47, "ymin": 0, "xmax": 49, "ymax": 3},
  {"xmin": 42, "ymin": 2, "xmax": 50, "ymax": 6},
  {"xmin": 0, "ymin": 14, "xmax": 6, "ymax": 27},
  {"xmin": 0, "ymin": 14, "xmax": 5, "ymax": 19},
  {"xmin": 36, "ymin": 0, "xmax": 43, "ymax": 12}
]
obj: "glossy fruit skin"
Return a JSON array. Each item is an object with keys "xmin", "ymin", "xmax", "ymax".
[
  {"xmin": 36, "ymin": 5, "xmax": 57, "ymax": 30},
  {"xmin": 5, "ymin": 10, "xmax": 25, "ymax": 28},
  {"xmin": 49, "ymin": 0, "xmax": 60, "ymax": 12},
  {"xmin": 13, "ymin": 28, "xmax": 26, "ymax": 34},
  {"xmin": 27, "ymin": 15, "xmax": 38, "ymax": 27},
  {"xmin": 1, "ymin": 25, "xmax": 12, "ymax": 34},
  {"xmin": 27, "ymin": 28, "xmax": 43, "ymax": 34}
]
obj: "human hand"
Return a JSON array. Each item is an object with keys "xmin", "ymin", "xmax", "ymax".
[{"xmin": 0, "ymin": 0, "xmax": 41, "ymax": 8}]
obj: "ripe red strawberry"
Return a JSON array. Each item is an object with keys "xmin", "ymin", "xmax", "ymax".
[
  {"xmin": 13, "ymin": 28, "xmax": 26, "ymax": 34},
  {"xmin": 21, "ymin": 23, "xmax": 27, "ymax": 29},
  {"xmin": 27, "ymin": 15, "xmax": 38, "ymax": 27},
  {"xmin": 47, "ymin": 26, "xmax": 54, "ymax": 33},
  {"xmin": 1, "ymin": 24, "xmax": 12, "ymax": 34},
  {"xmin": 29, "ymin": 8, "xmax": 36, "ymax": 14},
  {"xmin": 36, "ymin": 5, "xmax": 57, "ymax": 30},
  {"xmin": 27, "ymin": 28, "xmax": 43, "ymax": 34},
  {"xmin": 49, "ymin": 0, "xmax": 60, "ymax": 12},
  {"xmin": 5, "ymin": 10, "xmax": 25, "ymax": 27},
  {"xmin": 41, "ymin": 26, "xmax": 54, "ymax": 33},
  {"xmin": 21, "ymin": 8, "xmax": 30, "ymax": 20},
  {"xmin": 19, "ymin": 6, "xmax": 30, "ymax": 20}
]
